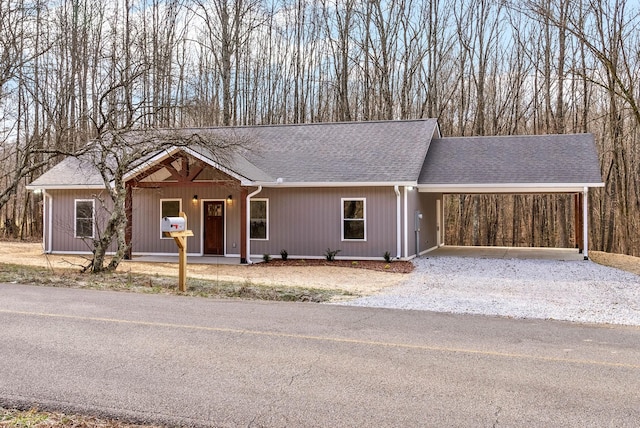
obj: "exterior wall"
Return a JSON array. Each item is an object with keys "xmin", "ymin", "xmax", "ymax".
[
  {"xmin": 46, "ymin": 185, "xmax": 420, "ymax": 260},
  {"xmin": 131, "ymin": 185, "xmax": 241, "ymax": 255},
  {"xmin": 45, "ymin": 189, "xmax": 115, "ymax": 253},
  {"xmin": 404, "ymin": 190, "xmax": 441, "ymax": 257},
  {"xmin": 249, "ymin": 186, "xmax": 399, "ymax": 259},
  {"xmin": 418, "ymin": 192, "xmax": 442, "ymax": 253}
]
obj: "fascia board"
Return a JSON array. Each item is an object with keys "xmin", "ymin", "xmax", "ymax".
[
  {"xmin": 26, "ymin": 184, "xmax": 107, "ymax": 190},
  {"xmin": 418, "ymin": 183, "xmax": 605, "ymax": 193},
  {"xmin": 122, "ymin": 147, "xmax": 179, "ymax": 182},
  {"xmin": 122, "ymin": 146, "xmax": 251, "ymax": 184},
  {"xmin": 252, "ymin": 181, "xmax": 418, "ymax": 188},
  {"xmin": 181, "ymin": 147, "xmax": 251, "ymax": 183}
]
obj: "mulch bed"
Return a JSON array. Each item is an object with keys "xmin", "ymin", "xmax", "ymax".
[{"xmin": 251, "ymin": 258, "xmax": 414, "ymax": 273}]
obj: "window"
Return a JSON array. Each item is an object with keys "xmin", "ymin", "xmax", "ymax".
[
  {"xmin": 74, "ymin": 199, "xmax": 94, "ymax": 238},
  {"xmin": 160, "ymin": 199, "xmax": 181, "ymax": 239},
  {"xmin": 342, "ymin": 198, "xmax": 366, "ymax": 241},
  {"xmin": 250, "ymin": 199, "xmax": 268, "ymax": 240}
]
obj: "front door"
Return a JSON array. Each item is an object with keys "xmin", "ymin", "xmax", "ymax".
[{"xmin": 204, "ymin": 201, "xmax": 224, "ymax": 255}]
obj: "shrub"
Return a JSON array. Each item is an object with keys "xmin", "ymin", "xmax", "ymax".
[
  {"xmin": 280, "ymin": 249, "xmax": 288, "ymax": 261},
  {"xmin": 383, "ymin": 251, "xmax": 392, "ymax": 263},
  {"xmin": 324, "ymin": 248, "xmax": 341, "ymax": 261},
  {"xmin": 262, "ymin": 253, "xmax": 271, "ymax": 263}
]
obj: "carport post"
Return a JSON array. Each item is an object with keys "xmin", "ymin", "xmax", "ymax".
[{"xmin": 582, "ymin": 187, "xmax": 589, "ymax": 260}]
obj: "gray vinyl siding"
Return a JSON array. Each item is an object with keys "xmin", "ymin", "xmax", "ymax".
[
  {"xmin": 47, "ymin": 185, "xmax": 419, "ymax": 260},
  {"xmin": 418, "ymin": 192, "xmax": 441, "ymax": 252},
  {"xmin": 131, "ymin": 186, "xmax": 241, "ymax": 255},
  {"xmin": 46, "ymin": 189, "xmax": 115, "ymax": 253},
  {"xmin": 249, "ymin": 187, "xmax": 398, "ymax": 259},
  {"xmin": 406, "ymin": 189, "xmax": 419, "ymax": 257},
  {"xmin": 405, "ymin": 190, "xmax": 440, "ymax": 257}
]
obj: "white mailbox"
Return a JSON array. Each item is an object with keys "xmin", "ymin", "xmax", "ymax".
[{"xmin": 162, "ymin": 216, "xmax": 186, "ymax": 233}]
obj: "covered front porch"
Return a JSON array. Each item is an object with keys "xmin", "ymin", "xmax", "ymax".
[{"xmin": 122, "ymin": 148, "xmax": 257, "ymax": 263}]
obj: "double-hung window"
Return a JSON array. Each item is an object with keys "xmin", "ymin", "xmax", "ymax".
[
  {"xmin": 342, "ymin": 198, "xmax": 366, "ymax": 241},
  {"xmin": 74, "ymin": 199, "xmax": 95, "ymax": 238},
  {"xmin": 250, "ymin": 199, "xmax": 268, "ymax": 240},
  {"xmin": 160, "ymin": 199, "xmax": 182, "ymax": 239}
]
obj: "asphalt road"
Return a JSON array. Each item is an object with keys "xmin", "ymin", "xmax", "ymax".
[{"xmin": 1, "ymin": 283, "xmax": 639, "ymax": 427}]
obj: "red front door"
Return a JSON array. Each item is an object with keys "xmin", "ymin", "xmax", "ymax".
[{"xmin": 204, "ymin": 201, "xmax": 224, "ymax": 255}]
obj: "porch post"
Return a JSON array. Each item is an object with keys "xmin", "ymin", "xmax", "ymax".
[
  {"xmin": 240, "ymin": 188, "xmax": 248, "ymax": 263},
  {"xmin": 576, "ymin": 192, "xmax": 584, "ymax": 253},
  {"xmin": 573, "ymin": 194, "xmax": 579, "ymax": 249},
  {"xmin": 125, "ymin": 182, "xmax": 133, "ymax": 260},
  {"xmin": 582, "ymin": 187, "xmax": 589, "ymax": 260}
]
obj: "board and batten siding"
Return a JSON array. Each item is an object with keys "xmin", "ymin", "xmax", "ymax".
[
  {"xmin": 46, "ymin": 189, "xmax": 116, "ymax": 253},
  {"xmin": 131, "ymin": 186, "xmax": 241, "ymax": 255},
  {"xmin": 249, "ymin": 186, "xmax": 399, "ymax": 259}
]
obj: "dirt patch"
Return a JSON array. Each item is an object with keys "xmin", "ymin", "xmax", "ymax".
[
  {"xmin": 590, "ymin": 251, "xmax": 640, "ymax": 276},
  {"xmin": 0, "ymin": 242, "xmax": 407, "ymax": 296}
]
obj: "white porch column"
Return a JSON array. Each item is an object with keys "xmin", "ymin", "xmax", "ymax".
[
  {"xmin": 245, "ymin": 186, "xmax": 262, "ymax": 264},
  {"xmin": 582, "ymin": 187, "xmax": 589, "ymax": 260}
]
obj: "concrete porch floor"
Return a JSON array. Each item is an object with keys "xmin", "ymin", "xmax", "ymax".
[{"xmin": 425, "ymin": 245, "xmax": 586, "ymax": 261}]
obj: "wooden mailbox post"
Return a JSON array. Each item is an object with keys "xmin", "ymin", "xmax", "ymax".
[{"xmin": 163, "ymin": 212, "xmax": 193, "ymax": 292}]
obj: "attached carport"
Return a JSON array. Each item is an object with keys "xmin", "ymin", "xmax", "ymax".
[{"xmin": 417, "ymin": 134, "xmax": 604, "ymax": 260}]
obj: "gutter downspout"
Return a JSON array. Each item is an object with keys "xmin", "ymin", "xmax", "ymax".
[
  {"xmin": 394, "ymin": 186, "xmax": 401, "ymax": 259},
  {"xmin": 245, "ymin": 186, "xmax": 262, "ymax": 264}
]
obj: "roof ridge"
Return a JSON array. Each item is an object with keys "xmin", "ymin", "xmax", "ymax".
[
  {"xmin": 154, "ymin": 118, "xmax": 437, "ymax": 132},
  {"xmin": 436, "ymin": 132, "xmax": 593, "ymax": 140}
]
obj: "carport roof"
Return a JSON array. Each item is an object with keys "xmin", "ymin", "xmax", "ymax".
[{"xmin": 418, "ymin": 133, "xmax": 604, "ymax": 192}]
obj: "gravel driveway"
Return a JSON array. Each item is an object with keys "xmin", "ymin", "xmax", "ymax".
[{"xmin": 341, "ymin": 256, "xmax": 640, "ymax": 326}]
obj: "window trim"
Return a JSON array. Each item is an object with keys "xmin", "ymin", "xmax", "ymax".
[
  {"xmin": 160, "ymin": 198, "xmax": 182, "ymax": 239},
  {"xmin": 341, "ymin": 197, "xmax": 366, "ymax": 241},
  {"xmin": 249, "ymin": 198, "xmax": 269, "ymax": 241},
  {"xmin": 74, "ymin": 199, "xmax": 95, "ymax": 239}
]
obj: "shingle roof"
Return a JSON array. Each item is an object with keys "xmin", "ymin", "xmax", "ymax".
[
  {"xmin": 418, "ymin": 134, "xmax": 603, "ymax": 186},
  {"xmin": 231, "ymin": 119, "xmax": 439, "ymax": 183},
  {"xmin": 28, "ymin": 119, "xmax": 440, "ymax": 188},
  {"xmin": 28, "ymin": 154, "xmax": 105, "ymax": 188},
  {"xmin": 29, "ymin": 123, "xmax": 604, "ymax": 190}
]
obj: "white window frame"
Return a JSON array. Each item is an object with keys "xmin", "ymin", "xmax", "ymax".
[
  {"xmin": 74, "ymin": 199, "xmax": 95, "ymax": 239},
  {"xmin": 160, "ymin": 198, "xmax": 182, "ymax": 239},
  {"xmin": 249, "ymin": 198, "xmax": 269, "ymax": 240},
  {"xmin": 341, "ymin": 198, "xmax": 366, "ymax": 241}
]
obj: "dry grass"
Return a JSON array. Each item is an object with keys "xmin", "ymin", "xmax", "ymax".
[
  {"xmin": 0, "ymin": 242, "xmax": 407, "ymax": 296},
  {"xmin": 590, "ymin": 251, "xmax": 640, "ymax": 276},
  {"xmin": 0, "ymin": 262, "xmax": 350, "ymax": 303},
  {"xmin": 0, "ymin": 407, "xmax": 158, "ymax": 428}
]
